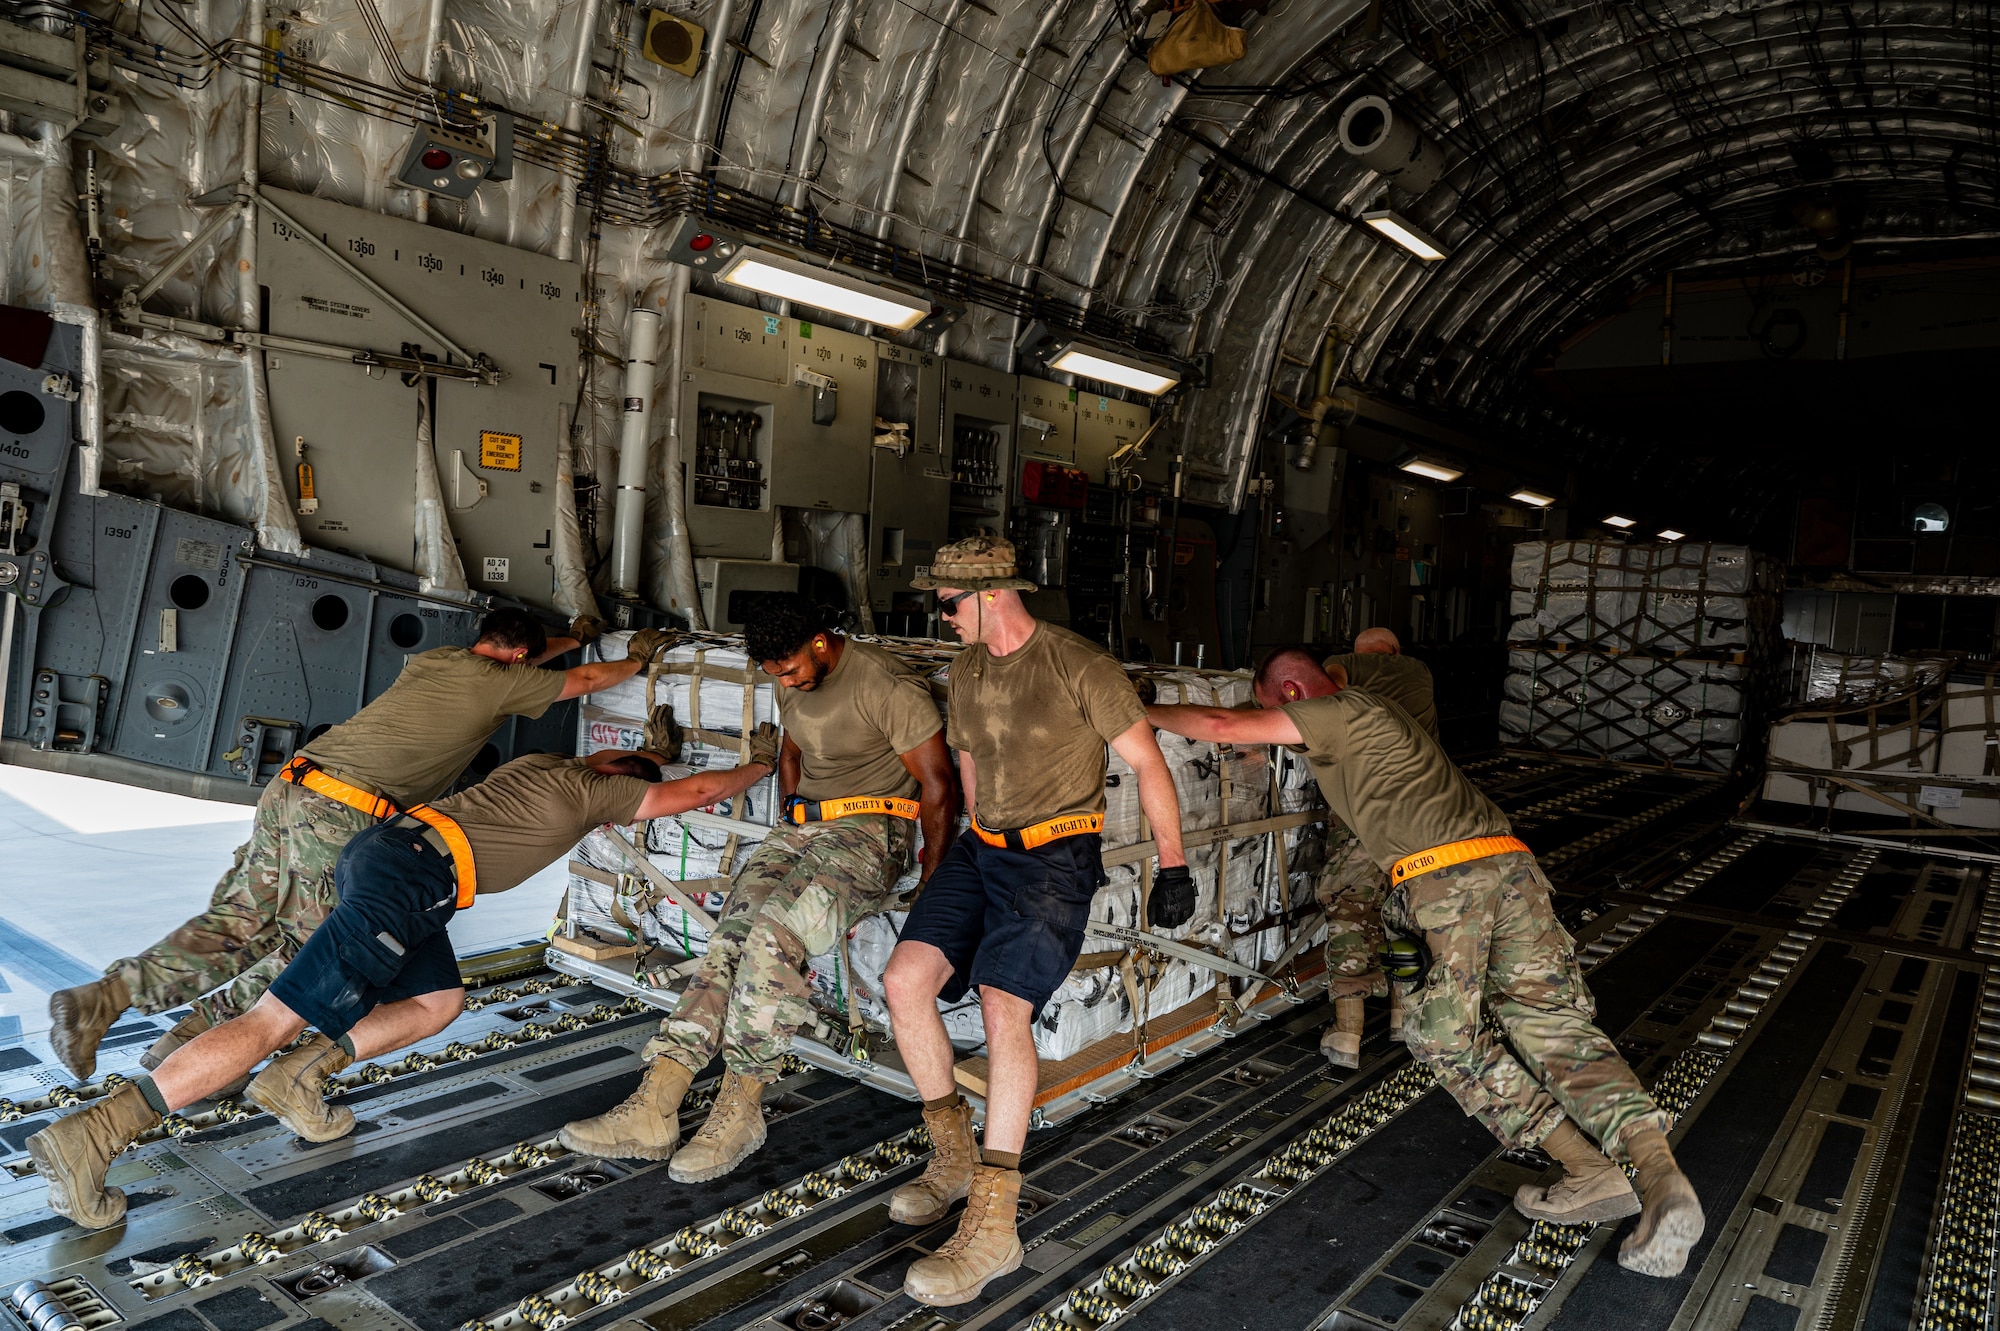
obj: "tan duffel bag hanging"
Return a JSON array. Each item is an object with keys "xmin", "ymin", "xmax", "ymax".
[{"xmin": 1147, "ymin": 0, "xmax": 1247, "ymax": 76}]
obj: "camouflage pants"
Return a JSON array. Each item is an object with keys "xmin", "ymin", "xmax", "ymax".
[
  {"xmin": 108, "ymin": 780, "xmax": 374, "ymax": 1026},
  {"xmin": 643, "ymin": 815, "xmax": 911, "ymax": 1082},
  {"xmin": 1382, "ymin": 850, "xmax": 1670, "ymax": 1162},
  {"xmin": 1317, "ymin": 825, "xmax": 1388, "ymax": 999}
]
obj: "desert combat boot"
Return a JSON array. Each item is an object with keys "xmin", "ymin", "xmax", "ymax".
[
  {"xmin": 1320, "ymin": 994, "xmax": 1365, "ymax": 1069},
  {"xmin": 246, "ymin": 1034, "xmax": 355, "ymax": 1142},
  {"xmin": 26, "ymin": 1082, "xmax": 162, "ymax": 1229},
  {"xmin": 48, "ymin": 974, "xmax": 130, "ymax": 1081},
  {"xmin": 1618, "ymin": 1124, "xmax": 1705, "ymax": 1276},
  {"xmin": 669, "ymin": 1070, "xmax": 768, "ymax": 1182},
  {"xmin": 890, "ymin": 1096, "xmax": 977, "ymax": 1224},
  {"xmin": 1513, "ymin": 1120, "xmax": 1641, "ymax": 1224},
  {"xmin": 559, "ymin": 1057, "xmax": 693, "ymax": 1160},
  {"xmin": 904, "ymin": 1164, "xmax": 1023, "ymax": 1305}
]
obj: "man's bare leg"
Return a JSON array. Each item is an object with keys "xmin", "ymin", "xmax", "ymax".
[
  {"xmin": 884, "ymin": 941, "xmax": 979, "ymax": 1226},
  {"xmin": 975, "ymin": 987, "xmax": 1036, "ymax": 1155},
  {"xmin": 883, "ymin": 941, "xmax": 959, "ymax": 1100},
  {"xmin": 151, "ymin": 992, "xmax": 306, "ymax": 1110},
  {"xmin": 345, "ymin": 989, "xmax": 467, "ymax": 1060}
]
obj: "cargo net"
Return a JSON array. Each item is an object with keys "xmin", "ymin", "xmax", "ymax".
[
  {"xmin": 1499, "ymin": 650, "xmax": 1748, "ymax": 773},
  {"xmin": 1508, "ymin": 539, "xmax": 1780, "ymax": 658},
  {"xmin": 558, "ymin": 631, "xmax": 1331, "ymax": 1066}
]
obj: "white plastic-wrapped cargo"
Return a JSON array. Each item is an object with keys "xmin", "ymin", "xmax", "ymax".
[
  {"xmin": 1509, "ymin": 541, "xmax": 1642, "ymax": 644},
  {"xmin": 1510, "ymin": 540, "xmax": 1777, "ymax": 653},
  {"xmin": 1924, "ymin": 666, "xmax": 2000, "ymax": 828},
  {"xmin": 1799, "ymin": 650, "xmax": 1952, "ymax": 706},
  {"xmin": 1499, "ymin": 650, "xmax": 1747, "ymax": 771}
]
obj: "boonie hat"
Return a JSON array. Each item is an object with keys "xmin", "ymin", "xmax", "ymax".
[{"xmin": 912, "ymin": 532, "xmax": 1038, "ymax": 592}]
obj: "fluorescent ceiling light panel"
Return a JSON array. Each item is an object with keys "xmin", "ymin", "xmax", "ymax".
[
  {"xmin": 1602, "ymin": 514, "xmax": 1636, "ymax": 528},
  {"xmin": 1510, "ymin": 489, "xmax": 1555, "ymax": 507},
  {"xmin": 1048, "ymin": 343, "xmax": 1181, "ymax": 395},
  {"xmin": 1398, "ymin": 458, "xmax": 1464, "ymax": 482},
  {"xmin": 1361, "ymin": 209, "xmax": 1450, "ymax": 262},
  {"xmin": 1657, "ymin": 528, "xmax": 1686, "ymax": 541},
  {"xmin": 717, "ymin": 247, "xmax": 931, "ymax": 330}
]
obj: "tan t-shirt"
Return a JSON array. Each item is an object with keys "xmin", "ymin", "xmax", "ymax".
[
  {"xmin": 1283, "ymin": 691, "xmax": 1509, "ymax": 871},
  {"xmin": 1323, "ymin": 652, "xmax": 1439, "ymax": 741},
  {"xmin": 780, "ymin": 640, "xmax": 942, "ymax": 801},
  {"xmin": 436, "ymin": 754, "xmax": 649, "ymax": 896},
  {"xmin": 947, "ymin": 622, "xmax": 1146, "ymax": 830},
  {"xmin": 300, "ymin": 647, "xmax": 566, "ymax": 807}
]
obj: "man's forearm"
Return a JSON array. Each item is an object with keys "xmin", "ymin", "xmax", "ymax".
[
  {"xmin": 1135, "ymin": 767, "xmax": 1186, "ymax": 867},
  {"xmin": 917, "ymin": 783, "xmax": 960, "ymax": 881},
  {"xmin": 1145, "ymin": 703, "xmax": 1234, "ymax": 742}
]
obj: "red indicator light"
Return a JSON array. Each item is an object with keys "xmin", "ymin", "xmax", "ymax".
[
  {"xmin": 689, "ymin": 233, "xmax": 715, "ymax": 251},
  {"xmin": 420, "ymin": 147, "xmax": 452, "ymax": 170}
]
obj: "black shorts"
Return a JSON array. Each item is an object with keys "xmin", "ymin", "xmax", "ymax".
[
  {"xmin": 899, "ymin": 832, "xmax": 1104, "ymax": 1017},
  {"xmin": 269, "ymin": 820, "xmax": 463, "ymax": 1040}
]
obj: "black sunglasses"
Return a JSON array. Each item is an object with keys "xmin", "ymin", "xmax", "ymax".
[{"xmin": 933, "ymin": 589, "xmax": 975, "ymax": 614}]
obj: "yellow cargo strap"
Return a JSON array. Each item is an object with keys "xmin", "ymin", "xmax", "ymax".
[
  {"xmin": 971, "ymin": 811, "xmax": 1105, "ymax": 852},
  {"xmin": 1390, "ymin": 835, "xmax": 1532, "ymax": 885},
  {"xmin": 398, "ymin": 805, "xmax": 479, "ymax": 908},
  {"xmin": 279, "ymin": 756, "xmax": 398, "ymax": 821},
  {"xmin": 787, "ymin": 795, "xmax": 921, "ymax": 825}
]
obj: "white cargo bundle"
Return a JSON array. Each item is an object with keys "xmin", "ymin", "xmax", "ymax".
[
  {"xmin": 557, "ymin": 632, "xmax": 1327, "ymax": 1069},
  {"xmin": 1923, "ymin": 666, "xmax": 2000, "ymax": 828},
  {"xmin": 1763, "ymin": 691, "xmax": 1942, "ymax": 814},
  {"xmin": 1500, "ymin": 650, "xmax": 1747, "ymax": 771},
  {"xmin": 1509, "ymin": 540, "xmax": 1776, "ymax": 653},
  {"xmin": 1798, "ymin": 650, "xmax": 1951, "ymax": 706}
]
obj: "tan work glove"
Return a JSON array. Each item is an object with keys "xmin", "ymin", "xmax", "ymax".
[
  {"xmin": 568, "ymin": 613, "xmax": 608, "ymax": 645},
  {"xmin": 643, "ymin": 703, "xmax": 685, "ymax": 763},
  {"xmin": 744, "ymin": 721, "xmax": 782, "ymax": 770},
  {"xmin": 625, "ymin": 627, "xmax": 674, "ymax": 662}
]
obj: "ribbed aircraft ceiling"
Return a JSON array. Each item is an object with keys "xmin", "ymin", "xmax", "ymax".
[{"xmin": 43, "ymin": 0, "xmax": 2000, "ymax": 551}]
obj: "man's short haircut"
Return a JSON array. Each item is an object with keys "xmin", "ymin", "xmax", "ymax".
[
  {"xmin": 597, "ymin": 754, "xmax": 664, "ymax": 782},
  {"xmin": 744, "ymin": 593, "xmax": 832, "ymax": 664},
  {"xmin": 1354, "ymin": 627, "xmax": 1402, "ymax": 654},
  {"xmin": 476, "ymin": 607, "xmax": 547, "ymax": 660},
  {"xmin": 1254, "ymin": 646, "xmax": 1330, "ymax": 699}
]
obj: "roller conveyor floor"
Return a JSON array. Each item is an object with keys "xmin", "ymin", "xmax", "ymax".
[{"xmin": 5, "ymin": 761, "xmax": 1997, "ymax": 1331}]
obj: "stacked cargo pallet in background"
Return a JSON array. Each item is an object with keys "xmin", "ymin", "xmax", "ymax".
[
  {"xmin": 1499, "ymin": 540, "xmax": 1780, "ymax": 771},
  {"xmin": 1763, "ymin": 657, "xmax": 2000, "ymax": 832},
  {"xmin": 545, "ymin": 631, "xmax": 1331, "ymax": 1119}
]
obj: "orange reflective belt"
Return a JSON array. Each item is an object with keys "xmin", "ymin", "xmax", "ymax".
[
  {"xmin": 1390, "ymin": 835, "xmax": 1532, "ymax": 885},
  {"xmin": 279, "ymin": 756, "xmax": 398, "ymax": 821},
  {"xmin": 400, "ymin": 805, "xmax": 479, "ymax": 909},
  {"xmin": 787, "ymin": 795, "xmax": 921, "ymax": 825},
  {"xmin": 971, "ymin": 811, "xmax": 1105, "ymax": 852}
]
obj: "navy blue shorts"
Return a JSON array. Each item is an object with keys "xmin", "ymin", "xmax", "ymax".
[
  {"xmin": 269, "ymin": 821, "xmax": 463, "ymax": 1040},
  {"xmin": 899, "ymin": 832, "xmax": 1105, "ymax": 1017}
]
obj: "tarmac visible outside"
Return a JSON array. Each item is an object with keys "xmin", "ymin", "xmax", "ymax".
[{"xmin": 0, "ymin": 766, "xmax": 566, "ymax": 1053}]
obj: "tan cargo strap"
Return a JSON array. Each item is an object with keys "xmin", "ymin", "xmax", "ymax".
[
  {"xmin": 280, "ymin": 756, "xmax": 398, "ymax": 821},
  {"xmin": 1390, "ymin": 835, "xmax": 1532, "ymax": 885},
  {"xmin": 788, "ymin": 795, "xmax": 920, "ymax": 824},
  {"xmin": 972, "ymin": 811, "xmax": 1105, "ymax": 851},
  {"xmin": 394, "ymin": 807, "xmax": 478, "ymax": 908},
  {"xmin": 839, "ymin": 929, "xmax": 870, "ymax": 1064}
]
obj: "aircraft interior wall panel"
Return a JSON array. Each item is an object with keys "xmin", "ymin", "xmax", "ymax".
[
  {"xmin": 1016, "ymin": 375, "xmax": 1079, "ymax": 464},
  {"xmin": 257, "ymin": 189, "xmax": 577, "ymax": 608},
  {"xmin": 942, "ymin": 358, "xmax": 1017, "ymax": 540},
  {"xmin": 866, "ymin": 342, "xmax": 949, "ymax": 611},
  {"xmin": 769, "ymin": 319, "xmax": 875, "ymax": 515},
  {"xmin": 1074, "ymin": 391, "xmax": 1151, "ymax": 483}
]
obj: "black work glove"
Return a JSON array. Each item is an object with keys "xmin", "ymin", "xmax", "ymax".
[{"xmin": 1149, "ymin": 865, "xmax": 1197, "ymax": 930}]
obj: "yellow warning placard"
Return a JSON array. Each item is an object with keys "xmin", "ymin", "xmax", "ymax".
[{"xmin": 479, "ymin": 431, "xmax": 522, "ymax": 471}]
